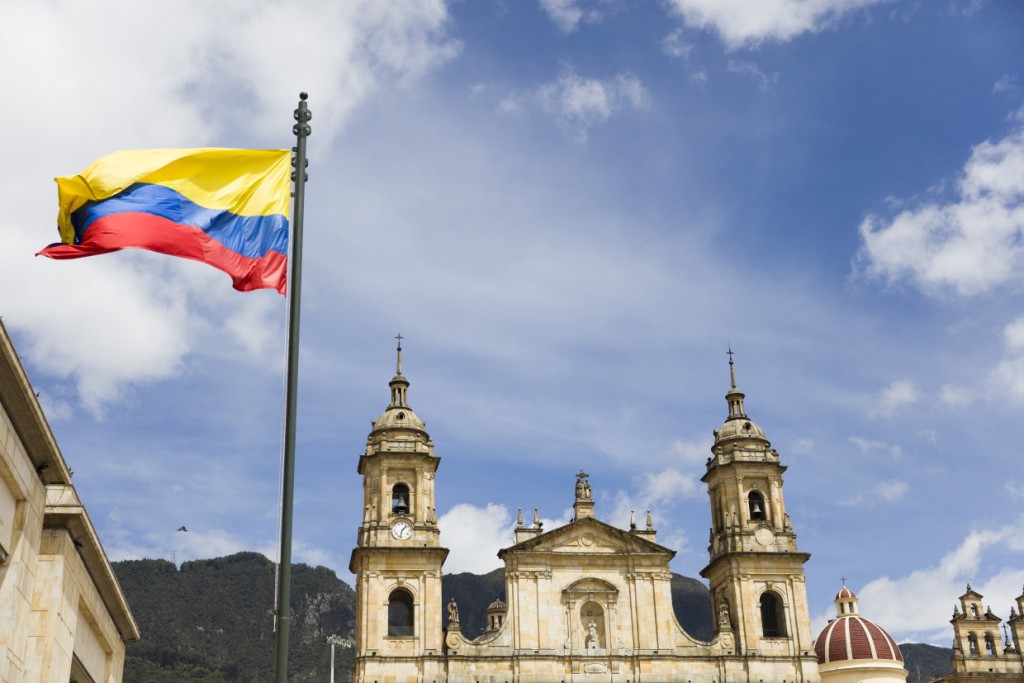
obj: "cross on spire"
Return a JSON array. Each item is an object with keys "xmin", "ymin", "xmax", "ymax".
[{"xmin": 727, "ymin": 346, "xmax": 736, "ymax": 389}]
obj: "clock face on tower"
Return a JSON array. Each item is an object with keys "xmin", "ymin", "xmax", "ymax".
[{"xmin": 391, "ymin": 519, "xmax": 412, "ymax": 540}]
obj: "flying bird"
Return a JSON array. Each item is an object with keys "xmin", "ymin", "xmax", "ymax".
[{"xmin": 177, "ymin": 526, "xmax": 187, "ymax": 532}]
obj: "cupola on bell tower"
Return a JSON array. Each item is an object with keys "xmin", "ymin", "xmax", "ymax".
[
  {"xmin": 349, "ymin": 338, "xmax": 448, "ymax": 683},
  {"xmin": 700, "ymin": 350, "xmax": 816, "ymax": 668}
]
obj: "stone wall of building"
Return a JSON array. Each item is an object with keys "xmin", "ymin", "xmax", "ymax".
[{"xmin": 0, "ymin": 321, "xmax": 138, "ymax": 683}]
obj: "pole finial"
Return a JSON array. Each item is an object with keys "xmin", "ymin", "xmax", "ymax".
[
  {"xmin": 727, "ymin": 346, "xmax": 736, "ymax": 389},
  {"xmin": 395, "ymin": 334, "xmax": 404, "ymax": 375}
]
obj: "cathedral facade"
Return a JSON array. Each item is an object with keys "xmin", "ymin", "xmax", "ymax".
[{"xmin": 349, "ymin": 346, "xmax": 818, "ymax": 683}]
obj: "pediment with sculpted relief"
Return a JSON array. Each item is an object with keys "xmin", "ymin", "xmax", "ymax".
[{"xmin": 499, "ymin": 517, "xmax": 675, "ymax": 559}]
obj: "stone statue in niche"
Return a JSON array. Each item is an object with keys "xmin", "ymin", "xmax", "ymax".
[
  {"xmin": 586, "ymin": 621, "xmax": 598, "ymax": 649},
  {"xmin": 718, "ymin": 598, "xmax": 731, "ymax": 629},
  {"xmin": 447, "ymin": 599, "xmax": 459, "ymax": 626}
]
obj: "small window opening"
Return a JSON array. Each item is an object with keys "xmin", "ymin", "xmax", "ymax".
[
  {"xmin": 760, "ymin": 592, "xmax": 786, "ymax": 638},
  {"xmin": 388, "ymin": 588, "xmax": 414, "ymax": 636},
  {"xmin": 985, "ymin": 633, "xmax": 996, "ymax": 656},
  {"xmin": 968, "ymin": 633, "xmax": 979, "ymax": 655}
]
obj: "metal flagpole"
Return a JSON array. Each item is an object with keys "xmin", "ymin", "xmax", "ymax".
[{"xmin": 274, "ymin": 91, "xmax": 311, "ymax": 683}]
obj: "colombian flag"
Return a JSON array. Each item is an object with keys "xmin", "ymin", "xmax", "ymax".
[{"xmin": 39, "ymin": 148, "xmax": 292, "ymax": 294}]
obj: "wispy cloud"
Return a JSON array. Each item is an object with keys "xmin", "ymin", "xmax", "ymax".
[
  {"xmin": 848, "ymin": 436, "xmax": 903, "ymax": 458},
  {"xmin": 538, "ymin": 0, "xmax": 618, "ymax": 33},
  {"xmin": 727, "ymin": 60, "xmax": 779, "ymax": 91},
  {"xmin": 988, "ymin": 314, "xmax": 1024, "ymax": 401},
  {"xmin": 992, "ymin": 74, "xmax": 1018, "ymax": 94},
  {"xmin": 662, "ymin": 28, "xmax": 695, "ymax": 60},
  {"xmin": 499, "ymin": 70, "xmax": 649, "ymax": 143},
  {"xmin": 939, "ymin": 383, "xmax": 974, "ymax": 407},
  {"xmin": 838, "ymin": 478, "xmax": 908, "ymax": 506}
]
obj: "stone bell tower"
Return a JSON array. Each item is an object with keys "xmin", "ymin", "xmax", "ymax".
[
  {"xmin": 349, "ymin": 339, "xmax": 448, "ymax": 683},
  {"xmin": 700, "ymin": 351, "xmax": 816, "ymax": 668}
]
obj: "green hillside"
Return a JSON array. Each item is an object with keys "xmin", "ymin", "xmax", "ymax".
[
  {"xmin": 901, "ymin": 642, "xmax": 953, "ymax": 683},
  {"xmin": 113, "ymin": 553, "xmax": 355, "ymax": 682}
]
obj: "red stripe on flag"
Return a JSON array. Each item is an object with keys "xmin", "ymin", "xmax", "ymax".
[{"xmin": 39, "ymin": 212, "xmax": 287, "ymax": 294}]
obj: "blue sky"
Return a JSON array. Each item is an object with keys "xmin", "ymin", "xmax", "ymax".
[{"xmin": 2, "ymin": 0, "xmax": 1023, "ymax": 646}]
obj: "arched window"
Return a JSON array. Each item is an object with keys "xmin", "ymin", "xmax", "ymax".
[
  {"xmin": 748, "ymin": 491, "xmax": 767, "ymax": 521},
  {"xmin": 392, "ymin": 483, "xmax": 410, "ymax": 515},
  {"xmin": 388, "ymin": 588, "xmax": 414, "ymax": 636},
  {"xmin": 760, "ymin": 592, "xmax": 786, "ymax": 638},
  {"xmin": 580, "ymin": 601, "xmax": 606, "ymax": 649},
  {"xmin": 968, "ymin": 632, "xmax": 978, "ymax": 654},
  {"xmin": 971, "ymin": 603, "xmax": 979, "ymax": 618},
  {"xmin": 985, "ymin": 633, "xmax": 996, "ymax": 655}
]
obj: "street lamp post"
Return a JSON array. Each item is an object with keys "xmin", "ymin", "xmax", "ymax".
[{"xmin": 327, "ymin": 635, "xmax": 345, "ymax": 683}]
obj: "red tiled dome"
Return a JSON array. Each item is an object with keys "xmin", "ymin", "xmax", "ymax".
[
  {"xmin": 836, "ymin": 586, "xmax": 857, "ymax": 600},
  {"xmin": 814, "ymin": 615, "xmax": 904, "ymax": 664}
]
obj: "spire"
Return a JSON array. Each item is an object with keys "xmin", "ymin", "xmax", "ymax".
[
  {"xmin": 389, "ymin": 334, "xmax": 409, "ymax": 408},
  {"xmin": 725, "ymin": 347, "xmax": 747, "ymax": 421},
  {"xmin": 395, "ymin": 335, "xmax": 403, "ymax": 378}
]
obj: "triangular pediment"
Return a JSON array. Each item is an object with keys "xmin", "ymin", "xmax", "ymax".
[{"xmin": 498, "ymin": 517, "xmax": 675, "ymax": 559}]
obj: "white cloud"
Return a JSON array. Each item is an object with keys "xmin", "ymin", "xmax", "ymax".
[
  {"xmin": 439, "ymin": 503, "xmax": 515, "ymax": 574},
  {"xmin": 1006, "ymin": 480, "xmax": 1024, "ymax": 500},
  {"xmin": 869, "ymin": 379, "xmax": 917, "ymax": 418},
  {"xmin": 838, "ymin": 478, "xmax": 907, "ymax": 506},
  {"xmin": 727, "ymin": 60, "xmax": 779, "ymax": 91},
  {"xmin": 851, "ymin": 518, "xmax": 1024, "ymax": 642},
  {"xmin": 501, "ymin": 70, "xmax": 650, "ymax": 143},
  {"xmin": 0, "ymin": 0, "xmax": 459, "ymax": 412},
  {"xmin": 858, "ymin": 123, "xmax": 1024, "ymax": 297},
  {"xmin": 664, "ymin": 0, "xmax": 888, "ymax": 50}
]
